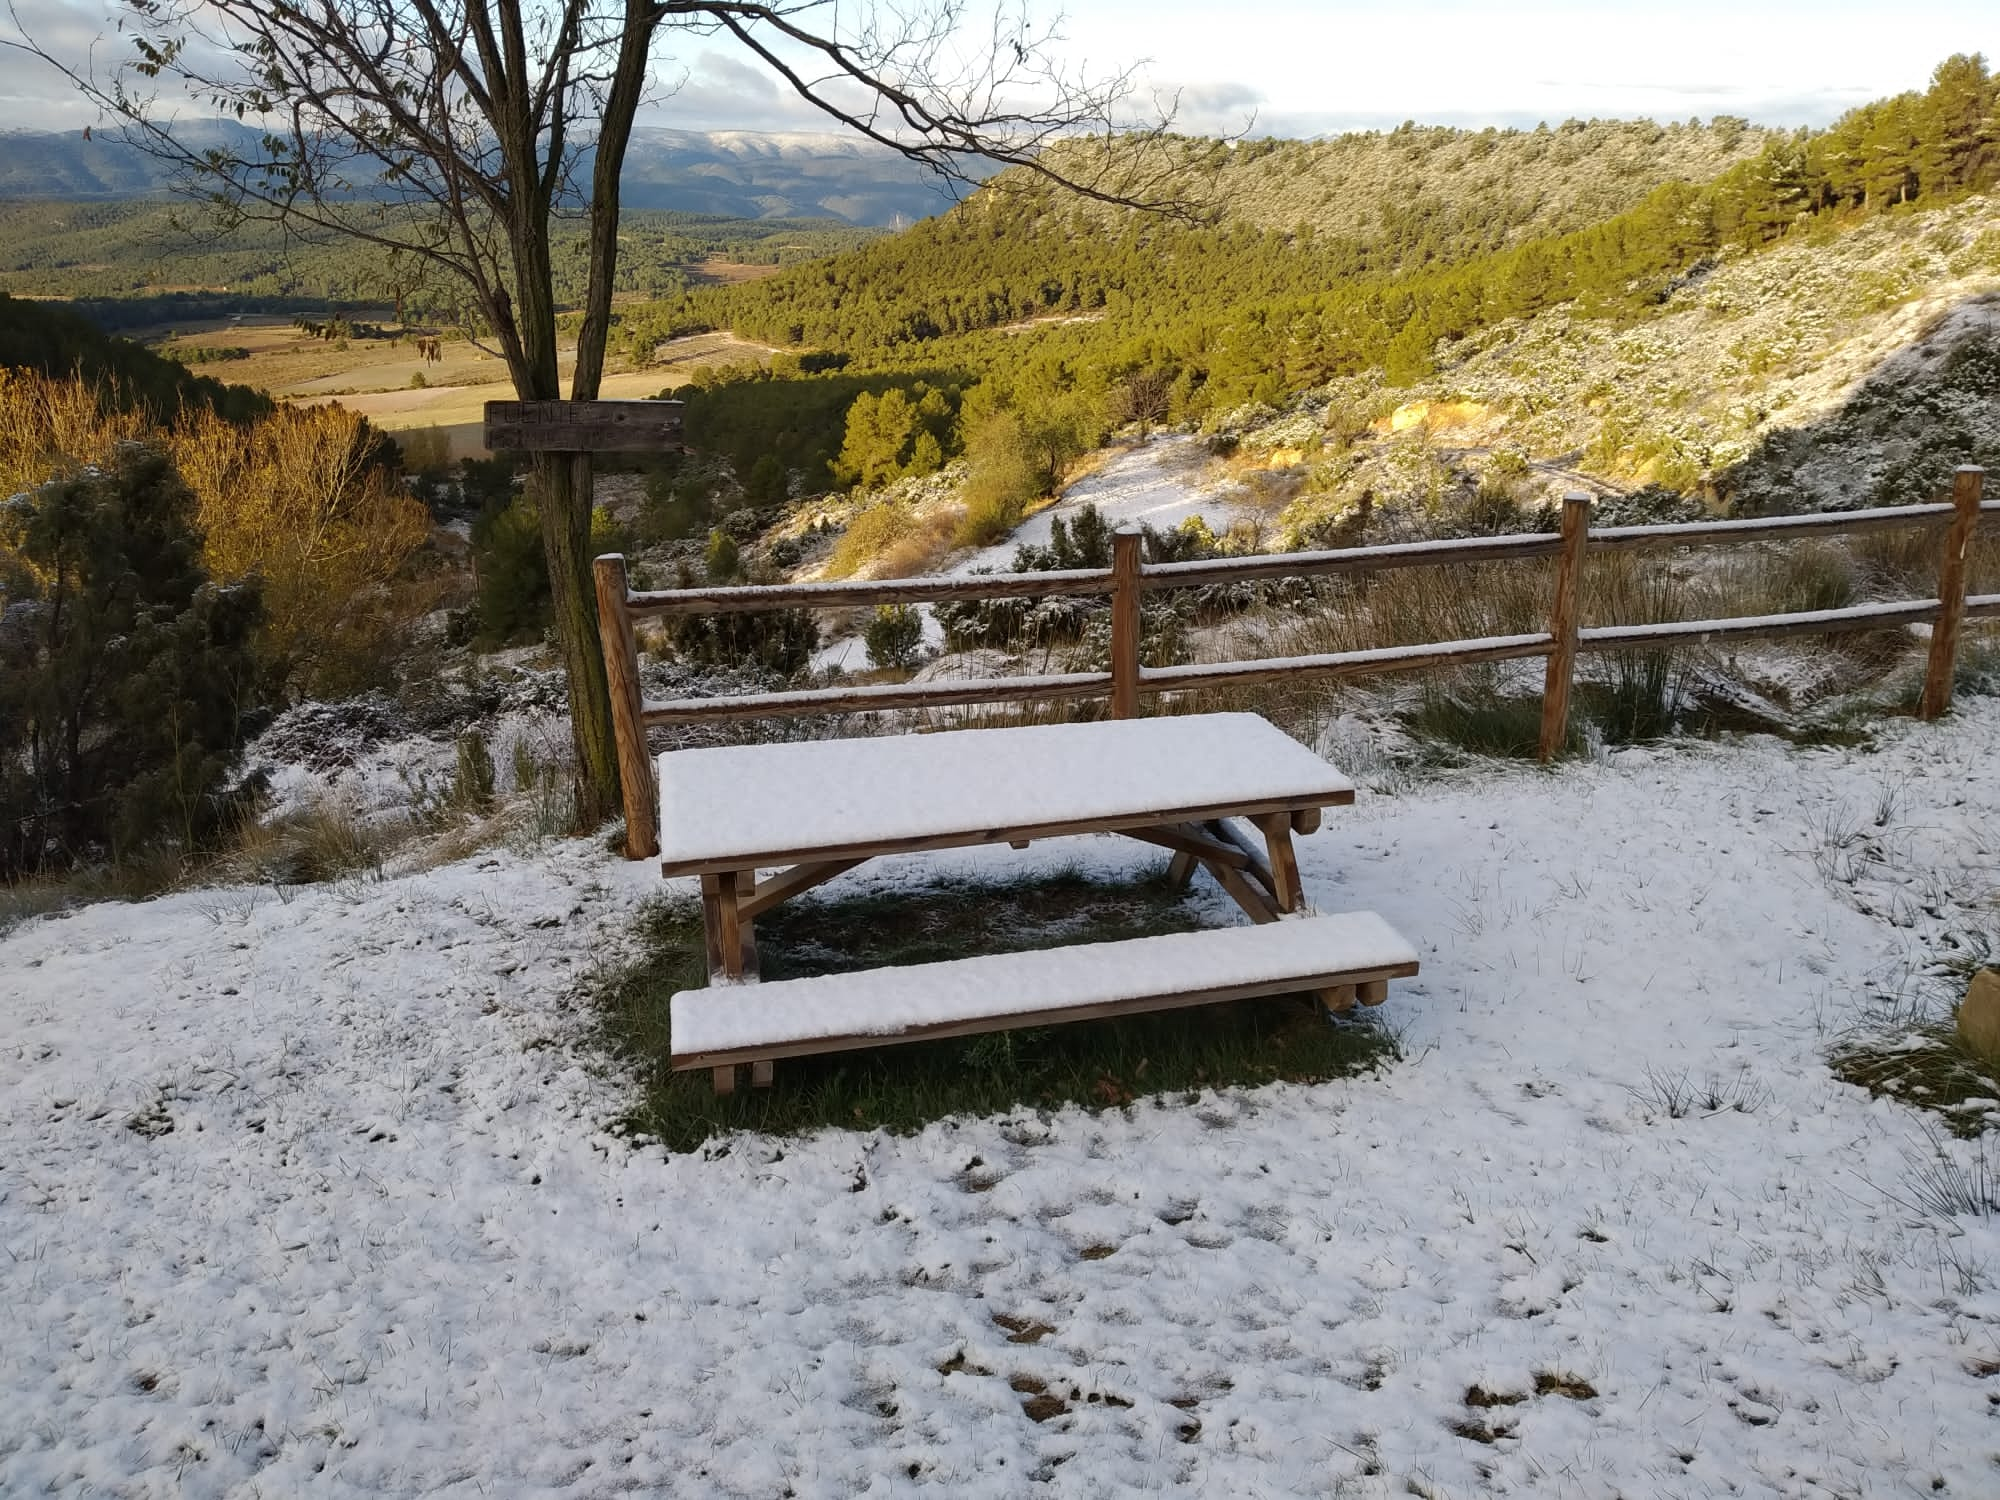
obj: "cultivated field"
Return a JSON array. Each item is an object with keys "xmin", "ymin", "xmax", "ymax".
[{"xmin": 154, "ymin": 322, "xmax": 774, "ymax": 458}]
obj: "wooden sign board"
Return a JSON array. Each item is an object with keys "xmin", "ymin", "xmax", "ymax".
[{"xmin": 483, "ymin": 399, "xmax": 685, "ymax": 453}]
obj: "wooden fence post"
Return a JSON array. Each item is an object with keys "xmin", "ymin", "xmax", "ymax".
[
  {"xmin": 593, "ymin": 554, "xmax": 659, "ymax": 859},
  {"xmin": 1110, "ymin": 527, "xmax": 1143, "ymax": 718},
  {"xmin": 1919, "ymin": 465, "xmax": 1985, "ymax": 721},
  {"xmin": 1538, "ymin": 492, "xmax": 1592, "ymax": 761}
]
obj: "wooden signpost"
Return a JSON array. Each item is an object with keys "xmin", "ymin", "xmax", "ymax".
[
  {"xmin": 484, "ymin": 398, "xmax": 686, "ymax": 859},
  {"xmin": 482, "ymin": 398, "xmax": 684, "ymax": 453}
]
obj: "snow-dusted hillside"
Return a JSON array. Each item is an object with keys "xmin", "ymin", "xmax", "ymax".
[
  {"xmin": 1254, "ymin": 195, "xmax": 2000, "ymax": 540},
  {"xmin": 814, "ymin": 435, "xmax": 1252, "ymax": 669},
  {"xmin": 4, "ymin": 700, "xmax": 1999, "ymax": 1496}
]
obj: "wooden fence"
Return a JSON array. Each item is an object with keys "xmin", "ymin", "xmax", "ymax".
[{"xmin": 596, "ymin": 466, "xmax": 1999, "ymax": 859}]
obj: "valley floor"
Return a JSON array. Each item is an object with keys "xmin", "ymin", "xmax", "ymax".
[{"xmin": 3, "ymin": 704, "xmax": 2000, "ymax": 1496}]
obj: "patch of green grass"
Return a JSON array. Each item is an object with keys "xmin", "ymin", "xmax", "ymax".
[
  {"xmin": 1578, "ymin": 651, "xmax": 1690, "ymax": 745},
  {"xmin": 593, "ymin": 871, "xmax": 1397, "ymax": 1153},
  {"xmin": 1831, "ymin": 939, "xmax": 2000, "ymax": 1139},
  {"xmin": 1403, "ymin": 682, "xmax": 1555, "ymax": 761},
  {"xmin": 1829, "ymin": 1024, "xmax": 2000, "ymax": 1138}
]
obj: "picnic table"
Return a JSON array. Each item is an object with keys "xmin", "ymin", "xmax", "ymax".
[{"xmin": 657, "ymin": 712, "xmax": 1417, "ymax": 1091}]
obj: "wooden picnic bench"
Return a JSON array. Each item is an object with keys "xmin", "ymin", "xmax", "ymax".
[{"xmin": 657, "ymin": 712, "xmax": 1417, "ymax": 1092}]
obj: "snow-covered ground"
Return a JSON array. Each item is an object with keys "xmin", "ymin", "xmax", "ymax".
[
  {"xmin": 4, "ymin": 704, "xmax": 2000, "ymax": 1497},
  {"xmin": 950, "ymin": 434, "xmax": 1246, "ymax": 575},
  {"xmin": 816, "ymin": 434, "xmax": 1249, "ymax": 671}
]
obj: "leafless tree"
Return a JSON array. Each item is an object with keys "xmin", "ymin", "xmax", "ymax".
[
  {"xmin": 1111, "ymin": 365, "xmax": 1175, "ymax": 437},
  {"xmin": 6, "ymin": 0, "xmax": 1186, "ymax": 829}
]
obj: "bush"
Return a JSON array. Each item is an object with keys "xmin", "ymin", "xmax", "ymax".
[
  {"xmin": 825, "ymin": 500, "xmax": 957, "ymax": 579},
  {"xmin": 168, "ymin": 403, "xmax": 431, "ymax": 697},
  {"xmin": 0, "ymin": 445, "xmax": 264, "ymax": 876},
  {"xmin": 705, "ymin": 527, "xmax": 742, "ymax": 582},
  {"xmin": 664, "ymin": 565, "xmax": 819, "ymax": 674},
  {"xmin": 1459, "ymin": 478, "xmax": 1529, "ymax": 535},
  {"xmin": 639, "ymin": 465, "xmax": 718, "ymax": 543},
  {"xmin": 1014, "ymin": 503, "xmax": 1113, "ymax": 570},
  {"xmin": 472, "ymin": 494, "xmax": 627, "ymax": 645},
  {"xmin": 0, "ymin": 364, "xmax": 149, "ymax": 496},
  {"xmin": 743, "ymin": 453, "xmax": 789, "ymax": 504},
  {"xmin": 452, "ymin": 731, "xmax": 496, "ymax": 813},
  {"xmin": 864, "ymin": 604, "xmax": 924, "ymax": 670},
  {"xmin": 955, "ymin": 409, "xmax": 1041, "ymax": 546}
]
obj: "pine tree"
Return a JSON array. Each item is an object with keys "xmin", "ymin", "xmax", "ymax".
[{"xmin": 0, "ymin": 445, "xmax": 263, "ymax": 874}]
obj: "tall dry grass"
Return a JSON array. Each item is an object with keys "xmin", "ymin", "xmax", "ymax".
[
  {"xmin": 824, "ymin": 500, "xmax": 959, "ymax": 579},
  {"xmin": 0, "ymin": 366, "xmax": 150, "ymax": 493},
  {"xmin": 0, "ymin": 369, "xmax": 433, "ymax": 696},
  {"xmin": 171, "ymin": 403, "xmax": 431, "ymax": 692}
]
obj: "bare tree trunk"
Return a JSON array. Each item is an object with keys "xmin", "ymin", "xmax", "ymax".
[
  {"xmin": 543, "ymin": 0, "xmax": 655, "ymax": 834},
  {"xmin": 506, "ymin": 163, "xmax": 623, "ymax": 831},
  {"xmin": 14, "ymin": 0, "xmax": 1184, "ymax": 845},
  {"xmin": 533, "ymin": 450, "xmax": 619, "ymax": 827}
]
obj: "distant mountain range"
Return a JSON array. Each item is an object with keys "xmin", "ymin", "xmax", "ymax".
[{"xmin": 0, "ymin": 122, "xmax": 969, "ymax": 226}]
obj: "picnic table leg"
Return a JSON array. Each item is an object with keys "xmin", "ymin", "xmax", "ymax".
[
  {"xmin": 1206, "ymin": 819, "xmax": 1280, "ymax": 905},
  {"xmin": 1255, "ymin": 812, "xmax": 1350, "ymax": 1016},
  {"xmin": 724, "ymin": 871, "xmax": 776, "ymax": 1086},
  {"xmin": 1165, "ymin": 849, "xmax": 1198, "ymax": 891},
  {"xmin": 1204, "ymin": 858, "xmax": 1280, "ymax": 924},
  {"xmin": 1253, "ymin": 814, "xmax": 1303, "ymax": 914},
  {"xmin": 699, "ymin": 874, "xmax": 729, "ymax": 975},
  {"xmin": 701, "ymin": 872, "xmax": 760, "ymax": 1095}
]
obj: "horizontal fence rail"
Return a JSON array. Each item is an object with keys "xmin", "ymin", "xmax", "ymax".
[
  {"xmin": 639, "ymin": 671, "xmax": 1114, "ymax": 726},
  {"xmin": 625, "ymin": 566, "xmax": 1114, "ymax": 617},
  {"xmin": 597, "ymin": 468, "xmax": 1998, "ymax": 858}
]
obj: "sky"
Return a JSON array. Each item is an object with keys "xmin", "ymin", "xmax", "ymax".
[{"xmin": 2, "ymin": 0, "xmax": 1996, "ymax": 140}]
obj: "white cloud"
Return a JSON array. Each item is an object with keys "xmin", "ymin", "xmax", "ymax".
[{"xmin": 3, "ymin": 0, "xmax": 1996, "ymax": 139}]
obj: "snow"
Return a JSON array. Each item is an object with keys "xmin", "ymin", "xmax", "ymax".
[
  {"xmin": 1149, "ymin": 632, "xmax": 1554, "ymax": 686},
  {"xmin": 656, "ymin": 712, "xmax": 1354, "ymax": 870},
  {"xmin": 957, "ymin": 434, "xmax": 1246, "ymax": 570},
  {"xmin": 4, "ymin": 702, "xmax": 2000, "ymax": 1497},
  {"xmin": 670, "ymin": 912, "xmax": 1417, "ymax": 1058},
  {"xmin": 815, "ymin": 435, "xmax": 1248, "ymax": 670},
  {"xmin": 1579, "ymin": 598, "xmax": 1941, "ymax": 646}
]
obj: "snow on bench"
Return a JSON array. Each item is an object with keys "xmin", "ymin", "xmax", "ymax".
[{"xmin": 669, "ymin": 911, "xmax": 1418, "ymax": 1073}]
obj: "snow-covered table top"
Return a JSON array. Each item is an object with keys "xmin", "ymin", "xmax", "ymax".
[{"xmin": 656, "ymin": 712, "xmax": 1354, "ymax": 875}]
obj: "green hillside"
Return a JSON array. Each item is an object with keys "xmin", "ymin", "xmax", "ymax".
[
  {"xmin": 0, "ymin": 293, "xmax": 269, "ymax": 424},
  {"xmin": 638, "ymin": 115, "xmax": 1786, "ymax": 360},
  {"xmin": 0, "ymin": 201, "xmax": 879, "ymax": 325},
  {"xmin": 629, "ymin": 54, "xmax": 2000, "ymax": 511}
]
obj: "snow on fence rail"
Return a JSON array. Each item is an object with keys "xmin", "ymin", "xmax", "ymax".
[{"xmin": 595, "ymin": 468, "xmax": 1997, "ymax": 859}]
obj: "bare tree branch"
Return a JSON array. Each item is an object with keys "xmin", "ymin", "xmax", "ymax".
[{"xmin": 0, "ymin": 0, "xmax": 1193, "ymax": 823}]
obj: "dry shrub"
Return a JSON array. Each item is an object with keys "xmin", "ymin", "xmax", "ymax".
[
  {"xmin": 219, "ymin": 798, "xmax": 398, "ymax": 886},
  {"xmin": 954, "ymin": 409, "xmax": 1041, "ymax": 546},
  {"xmin": 1582, "ymin": 549, "xmax": 1698, "ymax": 628},
  {"xmin": 1852, "ymin": 525, "xmax": 1944, "ymax": 599},
  {"xmin": 397, "ymin": 424, "xmax": 453, "ymax": 474},
  {"xmin": 1703, "ymin": 540, "xmax": 1857, "ymax": 618},
  {"xmin": 0, "ymin": 372, "xmax": 433, "ymax": 696},
  {"xmin": 826, "ymin": 500, "xmax": 957, "ymax": 579},
  {"xmin": 955, "ymin": 478, "xmax": 1027, "ymax": 548},
  {"xmin": 1973, "ymin": 530, "xmax": 2000, "ymax": 599},
  {"xmin": 0, "ymin": 366, "xmax": 149, "ymax": 491},
  {"xmin": 171, "ymin": 403, "xmax": 431, "ymax": 695},
  {"xmin": 1282, "ymin": 558, "xmax": 1555, "ymax": 656}
]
